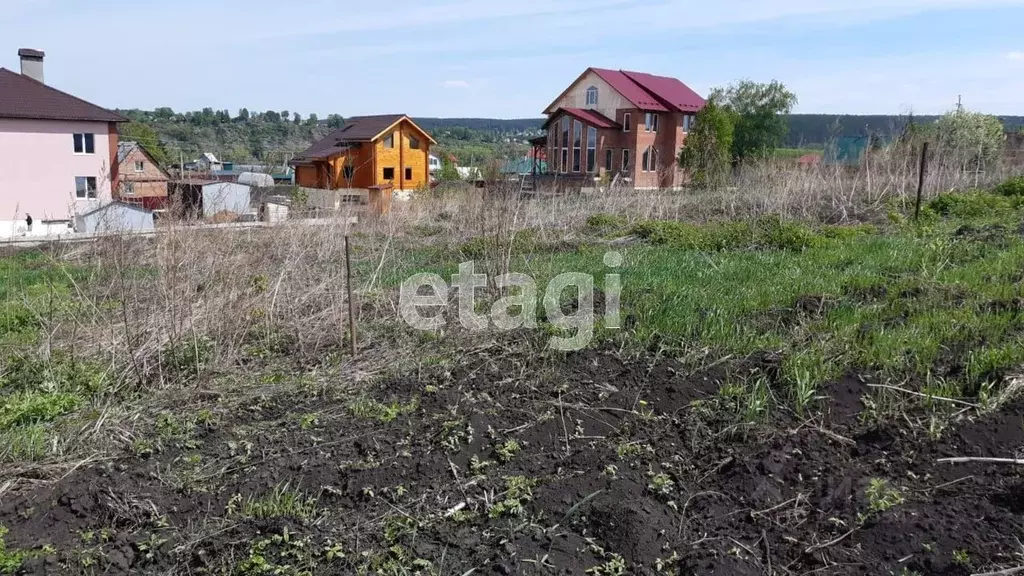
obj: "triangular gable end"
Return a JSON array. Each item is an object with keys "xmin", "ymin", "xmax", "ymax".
[
  {"xmin": 125, "ymin": 143, "xmax": 172, "ymax": 180},
  {"xmin": 370, "ymin": 116, "xmax": 438, "ymax": 145}
]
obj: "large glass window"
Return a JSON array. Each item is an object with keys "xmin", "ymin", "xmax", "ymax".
[
  {"xmin": 586, "ymin": 126, "xmax": 597, "ymax": 173},
  {"xmin": 561, "ymin": 117, "xmax": 570, "ymax": 174},
  {"xmin": 572, "ymin": 120, "xmax": 582, "ymax": 173}
]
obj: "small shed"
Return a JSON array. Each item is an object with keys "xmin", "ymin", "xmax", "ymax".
[
  {"xmin": 75, "ymin": 202, "xmax": 155, "ymax": 233},
  {"xmin": 259, "ymin": 200, "xmax": 289, "ymax": 224},
  {"xmin": 202, "ymin": 182, "xmax": 251, "ymax": 217}
]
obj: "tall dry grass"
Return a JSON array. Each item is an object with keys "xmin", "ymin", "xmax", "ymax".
[{"xmin": 14, "ymin": 148, "xmax": 1024, "ymax": 394}]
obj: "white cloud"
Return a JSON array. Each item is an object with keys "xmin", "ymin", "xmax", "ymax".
[
  {"xmin": 441, "ymin": 80, "xmax": 470, "ymax": 88},
  {"xmin": 1007, "ymin": 51, "xmax": 1024, "ymax": 60}
]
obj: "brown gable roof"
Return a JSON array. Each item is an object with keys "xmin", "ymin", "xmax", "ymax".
[
  {"xmin": 0, "ymin": 68, "xmax": 126, "ymax": 122},
  {"xmin": 291, "ymin": 114, "xmax": 436, "ymax": 163}
]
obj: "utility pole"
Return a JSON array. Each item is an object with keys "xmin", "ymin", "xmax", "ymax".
[{"xmin": 956, "ymin": 95, "xmax": 963, "ymax": 112}]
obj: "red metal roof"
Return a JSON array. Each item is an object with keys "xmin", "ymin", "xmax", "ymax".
[
  {"xmin": 543, "ymin": 108, "xmax": 620, "ymax": 130},
  {"xmin": 0, "ymin": 68, "xmax": 126, "ymax": 122},
  {"xmin": 591, "ymin": 68, "xmax": 669, "ymax": 112},
  {"xmin": 620, "ymin": 70, "xmax": 705, "ymax": 112}
]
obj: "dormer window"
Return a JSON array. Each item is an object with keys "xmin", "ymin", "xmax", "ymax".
[{"xmin": 585, "ymin": 86, "xmax": 598, "ymax": 106}]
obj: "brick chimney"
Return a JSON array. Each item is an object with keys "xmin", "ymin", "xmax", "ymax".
[{"xmin": 18, "ymin": 48, "xmax": 45, "ymax": 83}]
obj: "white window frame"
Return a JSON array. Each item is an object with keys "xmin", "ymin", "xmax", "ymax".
[
  {"xmin": 605, "ymin": 148, "xmax": 613, "ymax": 172},
  {"xmin": 134, "ymin": 160, "xmax": 145, "ymax": 172},
  {"xmin": 642, "ymin": 146, "xmax": 658, "ymax": 172},
  {"xmin": 645, "ymin": 113, "xmax": 658, "ymax": 133},
  {"xmin": 586, "ymin": 126, "xmax": 597, "ymax": 173},
  {"xmin": 585, "ymin": 86, "xmax": 598, "ymax": 106},
  {"xmin": 561, "ymin": 117, "xmax": 570, "ymax": 174},
  {"xmin": 623, "ymin": 113, "xmax": 631, "ymax": 132},
  {"xmin": 572, "ymin": 120, "xmax": 582, "ymax": 173},
  {"xmin": 73, "ymin": 133, "xmax": 95, "ymax": 155},
  {"xmin": 123, "ymin": 182, "xmax": 135, "ymax": 195},
  {"xmin": 75, "ymin": 176, "xmax": 97, "ymax": 199},
  {"xmin": 622, "ymin": 149, "xmax": 630, "ymax": 171}
]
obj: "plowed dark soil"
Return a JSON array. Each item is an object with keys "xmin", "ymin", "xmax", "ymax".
[{"xmin": 1, "ymin": 345, "xmax": 1022, "ymax": 575}]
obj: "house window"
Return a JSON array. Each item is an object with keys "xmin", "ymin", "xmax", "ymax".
[
  {"xmin": 343, "ymin": 165, "xmax": 354, "ymax": 180},
  {"xmin": 383, "ymin": 167, "xmax": 395, "ymax": 180},
  {"xmin": 683, "ymin": 115, "xmax": 691, "ymax": 132},
  {"xmin": 123, "ymin": 182, "xmax": 135, "ymax": 195},
  {"xmin": 622, "ymin": 149, "xmax": 630, "ymax": 171},
  {"xmin": 384, "ymin": 133, "xmax": 395, "ymax": 148},
  {"xmin": 405, "ymin": 167, "xmax": 413, "ymax": 180},
  {"xmin": 642, "ymin": 146, "xmax": 658, "ymax": 172},
  {"xmin": 623, "ymin": 113, "xmax": 631, "ymax": 132},
  {"xmin": 586, "ymin": 126, "xmax": 597, "ymax": 173},
  {"xmin": 586, "ymin": 86, "xmax": 598, "ymax": 106},
  {"xmin": 73, "ymin": 133, "xmax": 95, "ymax": 154},
  {"xmin": 572, "ymin": 120, "xmax": 582, "ymax": 173},
  {"xmin": 561, "ymin": 117, "xmax": 570, "ymax": 174},
  {"xmin": 605, "ymin": 149, "xmax": 613, "ymax": 172},
  {"xmin": 75, "ymin": 176, "xmax": 97, "ymax": 198},
  {"xmin": 551, "ymin": 123, "xmax": 559, "ymax": 172},
  {"xmin": 134, "ymin": 160, "xmax": 145, "ymax": 172},
  {"xmin": 645, "ymin": 113, "xmax": 658, "ymax": 132},
  {"xmin": 409, "ymin": 135, "xmax": 420, "ymax": 149}
]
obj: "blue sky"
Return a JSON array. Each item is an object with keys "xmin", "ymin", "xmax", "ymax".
[{"xmin": 2, "ymin": 0, "xmax": 1023, "ymax": 118}]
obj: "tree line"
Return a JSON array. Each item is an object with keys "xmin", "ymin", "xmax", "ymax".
[{"xmin": 118, "ymin": 105, "xmax": 1023, "ymax": 168}]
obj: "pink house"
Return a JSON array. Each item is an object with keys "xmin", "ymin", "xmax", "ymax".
[{"xmin": 0, "ymin": 49, "xmax": 126, "ymax": 237}]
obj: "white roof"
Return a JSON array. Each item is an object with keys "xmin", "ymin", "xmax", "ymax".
[
  {"xmin": 237, "ymin": 172, "xmax": 275, "ymax": 187},
  {"xmin": 200, "ymin": 152, "xmax": 220, "ymax": 163}
]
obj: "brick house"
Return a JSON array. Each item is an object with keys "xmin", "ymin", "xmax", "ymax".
[
  {"xmin": 0, "ymin": 49, "xmax": 126, "ymax": 236},
  {"xmin": 116, "ymin": 141, "xmax": 171, "ymax": 210},
  {"xmin": 540, "ymin": 68, "xmax": 705, "ymax": 189},
  {"xmin": 290, "ymin": 115, "xmax": 435, "ymax": 191}
]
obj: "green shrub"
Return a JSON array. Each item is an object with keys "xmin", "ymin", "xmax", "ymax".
[
  {"xmin": 926, "ymin": 191, "xmax": 1019, "ymax": 218},
  {"xmin": 0, "ymin": 392, "xmax": 80, "ymax": 430},
  {"xmin": 0, "ymin": 353, "xmax": 107, "ymax": 395},
  {"xmin": 585, "ymin": 213, "xmax": 627, "ymax": 230},
  {"xmin": 753, "ymin": 215, "xmax": 822, "ymax": 250},
  {"xmin": 819, "ymin": 223, "xmax": 878, "ymax": 239},
  {"xmin": 993, "ymin": 176, "xmax": 1024, "ymax": 197}
]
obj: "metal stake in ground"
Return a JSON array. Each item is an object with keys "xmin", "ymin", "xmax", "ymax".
[
  {"xmin": 345, "ymin": 234, "xmax": 357, "ymax": 356},
  {"xmin": 915, "ymin": 142, "xmax": 929, "ymax": 221}
]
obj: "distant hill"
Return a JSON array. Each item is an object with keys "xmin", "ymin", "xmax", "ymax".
[
  {"xmin": 784, "ymin": 114, "xmax": 1024, "ymax": 147},
  {"xmin": 122, "ymin": 108, "xmax": 1024, "ymax": 164}
]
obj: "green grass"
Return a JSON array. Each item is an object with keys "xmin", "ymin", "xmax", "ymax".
[
  {"xmin": 773, "ymin": 147, "xmax": 822, "ymax": 160},
  {"xmin": 497, "ymin": 200, "xmax": 1024, "ymax": 397}
]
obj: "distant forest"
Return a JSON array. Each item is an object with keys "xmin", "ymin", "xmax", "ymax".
[
  {"xmin": 414, "ymin": 115, "xmax": 1024, "ymax": 148},
  {"xmin": 120, "ymin": 108, "xmax": 1024, "ymax": 165}
]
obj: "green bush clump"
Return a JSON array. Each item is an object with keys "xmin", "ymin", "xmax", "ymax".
[
  {"xmin": 926, "ymin": 191, "xmax": 1020, "ymax": 218},
  {"xmin": 0, "ymin": 392, "xmax": 80, "ymax": 429},
  {"xmin": 585, "ymin": 213, "xmax": 627, "ymax": 230},
  {"xmin": 753, "ymin": 215, "xmax": 823, "ymax": 250},
  {"xmin": 993, "ymin": 176, "xmax": 1024, "ymax": 197},
  {"xmin": 631, "ymin": 215, "xmax": 824, "ymax": 252}
]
